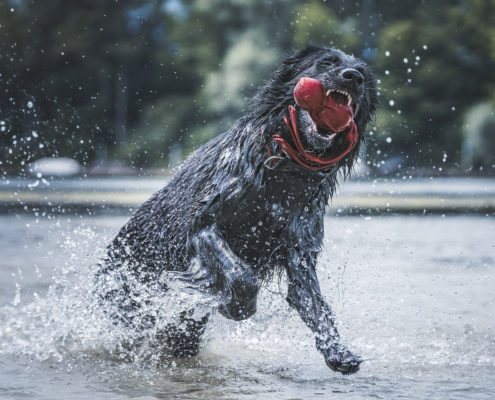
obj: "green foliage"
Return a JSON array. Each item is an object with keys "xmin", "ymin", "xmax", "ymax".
[
  {"xmin": 1, "ymin": 0, "xmax": 182, "ymax": 173},
  {"xmin": 117, "ymin": 95, "xmax": 196, "ymax": 167},
  {"xmin": 1, "ymin": 0, "xmax": 494, "ymax": 173},
  {"xmin": 373, "ymin": 0, "xmax": 495, "ymax": 168},
  {"xmin": 293, "ymin": 2, "xmax": 359, "ymax": 52}
]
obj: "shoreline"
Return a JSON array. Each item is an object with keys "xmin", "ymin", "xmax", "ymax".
[{"xmin": 1, "ymin": 176, "xmax": 494, "ymax": 215}]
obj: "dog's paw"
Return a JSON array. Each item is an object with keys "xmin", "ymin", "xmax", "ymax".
[{"xmin": 324, "ymin": 343, "xmax": 362, "ymax": 374}]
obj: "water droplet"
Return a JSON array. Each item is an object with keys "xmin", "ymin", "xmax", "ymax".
[
  {"xmin": 27, "ymin": 101, "xmax": 33, "ymax": 108},
  {"xmin": 389, "ymin": 100, "xmax": 395, "ymax": 106},
  {"xmin": 386, "ymin": 137, "xmax": 392, "ymax": 143}
]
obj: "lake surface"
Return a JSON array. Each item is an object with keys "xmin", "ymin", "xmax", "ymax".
[{"xmin": 0, "ymin": 214, "xmax": 494, "ymax": 399}]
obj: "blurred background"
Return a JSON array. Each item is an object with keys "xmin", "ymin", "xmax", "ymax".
[{"xmin": 1, "ymin": 0, "xmax": 495, "ymax": 178}]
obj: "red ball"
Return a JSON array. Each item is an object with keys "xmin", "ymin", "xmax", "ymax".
[
  {"xmin": 294, "ymin": 77, "xmax": 354, "ymax": 133},
  {"xmin": 294, "ymin": 77, "xmax": 325, "ymax": 111}
]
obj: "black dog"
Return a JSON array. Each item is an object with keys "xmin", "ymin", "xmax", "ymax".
[{"xmin": 97, "ymin": 45, "xmax": 377, "ymax": 374}]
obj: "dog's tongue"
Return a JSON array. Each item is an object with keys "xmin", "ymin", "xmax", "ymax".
[{"xmin": 294, "ymin": 77, "xmax": 353, "ymax": 133}]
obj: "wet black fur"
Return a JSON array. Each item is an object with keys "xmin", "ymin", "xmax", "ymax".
[{"xmin": 98, "ymin": 45, "xmax": 377, "ymax": 373}]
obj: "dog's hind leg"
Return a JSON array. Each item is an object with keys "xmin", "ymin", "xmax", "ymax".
[
  {"xmin": 285, "ymin": 252, "xmax": 362, "ymax": 374},
  {"xmin": 158, "ymin": 224, "xmax": 258, "ymax": 356},
  {"xmin": 158, "ymin": 310, "xmax": 210, "ymax": 358}
]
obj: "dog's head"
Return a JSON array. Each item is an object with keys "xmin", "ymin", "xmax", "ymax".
[{"xmin": 253, "ymin": 45, "xmax": 377, "ymax": 172}]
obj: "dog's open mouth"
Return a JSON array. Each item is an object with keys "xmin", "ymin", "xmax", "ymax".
[
  {"xmin": 311, "ymin": 89, "xmax": 354, "ymax": 141},
  {"xmin": 293, "ymin": 77, "xmax": 355, "ymax": 134},
  {"xmin": 326, "ymin": 89, "xmax": 352, "ymax": 106},
  {"xmin": 326, "ymin": 89, "xmax": 360, "ymax": 124},
  {"xmin": 270, "ymin": 77, "xmax": 359, "ymax": 170}
]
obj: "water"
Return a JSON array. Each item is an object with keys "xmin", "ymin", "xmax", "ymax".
[
  {"xmin": 2, "ymin": 176, "xmax": 494, "ymax": 197},
  {"xmin": 0, "ymin": 213, "xmax": 494, "ymax": 399}
]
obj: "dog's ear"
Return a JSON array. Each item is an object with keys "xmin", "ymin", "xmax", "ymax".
[{"xmin": 274, "ymin": 45, "xmax": 322, "ymax": 83}]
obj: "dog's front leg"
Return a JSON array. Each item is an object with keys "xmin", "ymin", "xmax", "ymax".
[
  {"xmin": 286, "ymin": 255, "xmax": 361, "ymax": 374},
  {"xmin": 190, "ymin": 224, "xmax": 259, "ymax": 321}
]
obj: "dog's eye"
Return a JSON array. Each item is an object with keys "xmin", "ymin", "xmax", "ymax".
[{"xmin": 318, "ymin": 56, "xmax": 340, "ymax": 67}]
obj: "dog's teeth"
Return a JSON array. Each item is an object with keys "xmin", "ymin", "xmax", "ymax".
[
  {"xmin": 325, "ymin": 89, "xmax": 352, "ymax": 106},
  {"xmin": 328, "ymin": 133, "xmax": 337, "ymax": 140}
]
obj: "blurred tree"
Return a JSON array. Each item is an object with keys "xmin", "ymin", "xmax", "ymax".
[
  {"xmin": 373, "ymin": 0, "xmax": 495, "ymax": 170},
  {"xmin": 0, "ymin": 1, "xmax": 33, "ymax": 172},
  {"xmin": 293, "ymin": 1, "xmax": 360, "ymax": 52},
  {"xmin": 118, "ymin": 95, "xmax": 195, "ymax": 167},
  {"xmin": 1, "ymin": 0, "xmax": 185, "ymax": 173},
  {"xmin": 162, "ymin": 0, "xmax": 297, "ymax": 153},
  {"xmin": 1, "ymin": 0, "xmax": 494, "ymax": 173}
]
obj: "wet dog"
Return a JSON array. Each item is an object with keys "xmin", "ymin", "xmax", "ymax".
[{"xmin": 97, "ymin": 45, "xmax": 377, "ymax": 374}]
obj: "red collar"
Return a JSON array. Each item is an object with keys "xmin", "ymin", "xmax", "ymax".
[{"xmin": 267, "ymin": 105, "xmax": 358, "ymax": 171}]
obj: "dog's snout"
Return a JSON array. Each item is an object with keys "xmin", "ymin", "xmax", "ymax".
[{"xmin": 341, "ymin": 68, "xmax": 364, "ymax": 86}]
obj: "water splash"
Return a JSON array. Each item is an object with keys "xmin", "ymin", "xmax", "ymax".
[
  {"xmin": 0, "ymin": 224, "xmax": 216, "ymax": 367},
  {"xmin": 1, "ymin": 215, "xmax": 494, "ymax": 396}
]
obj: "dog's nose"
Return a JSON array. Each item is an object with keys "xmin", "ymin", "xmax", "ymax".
[{"xmin": 341, "ymin": 68, "xmax": 364, "ymax": 87}]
